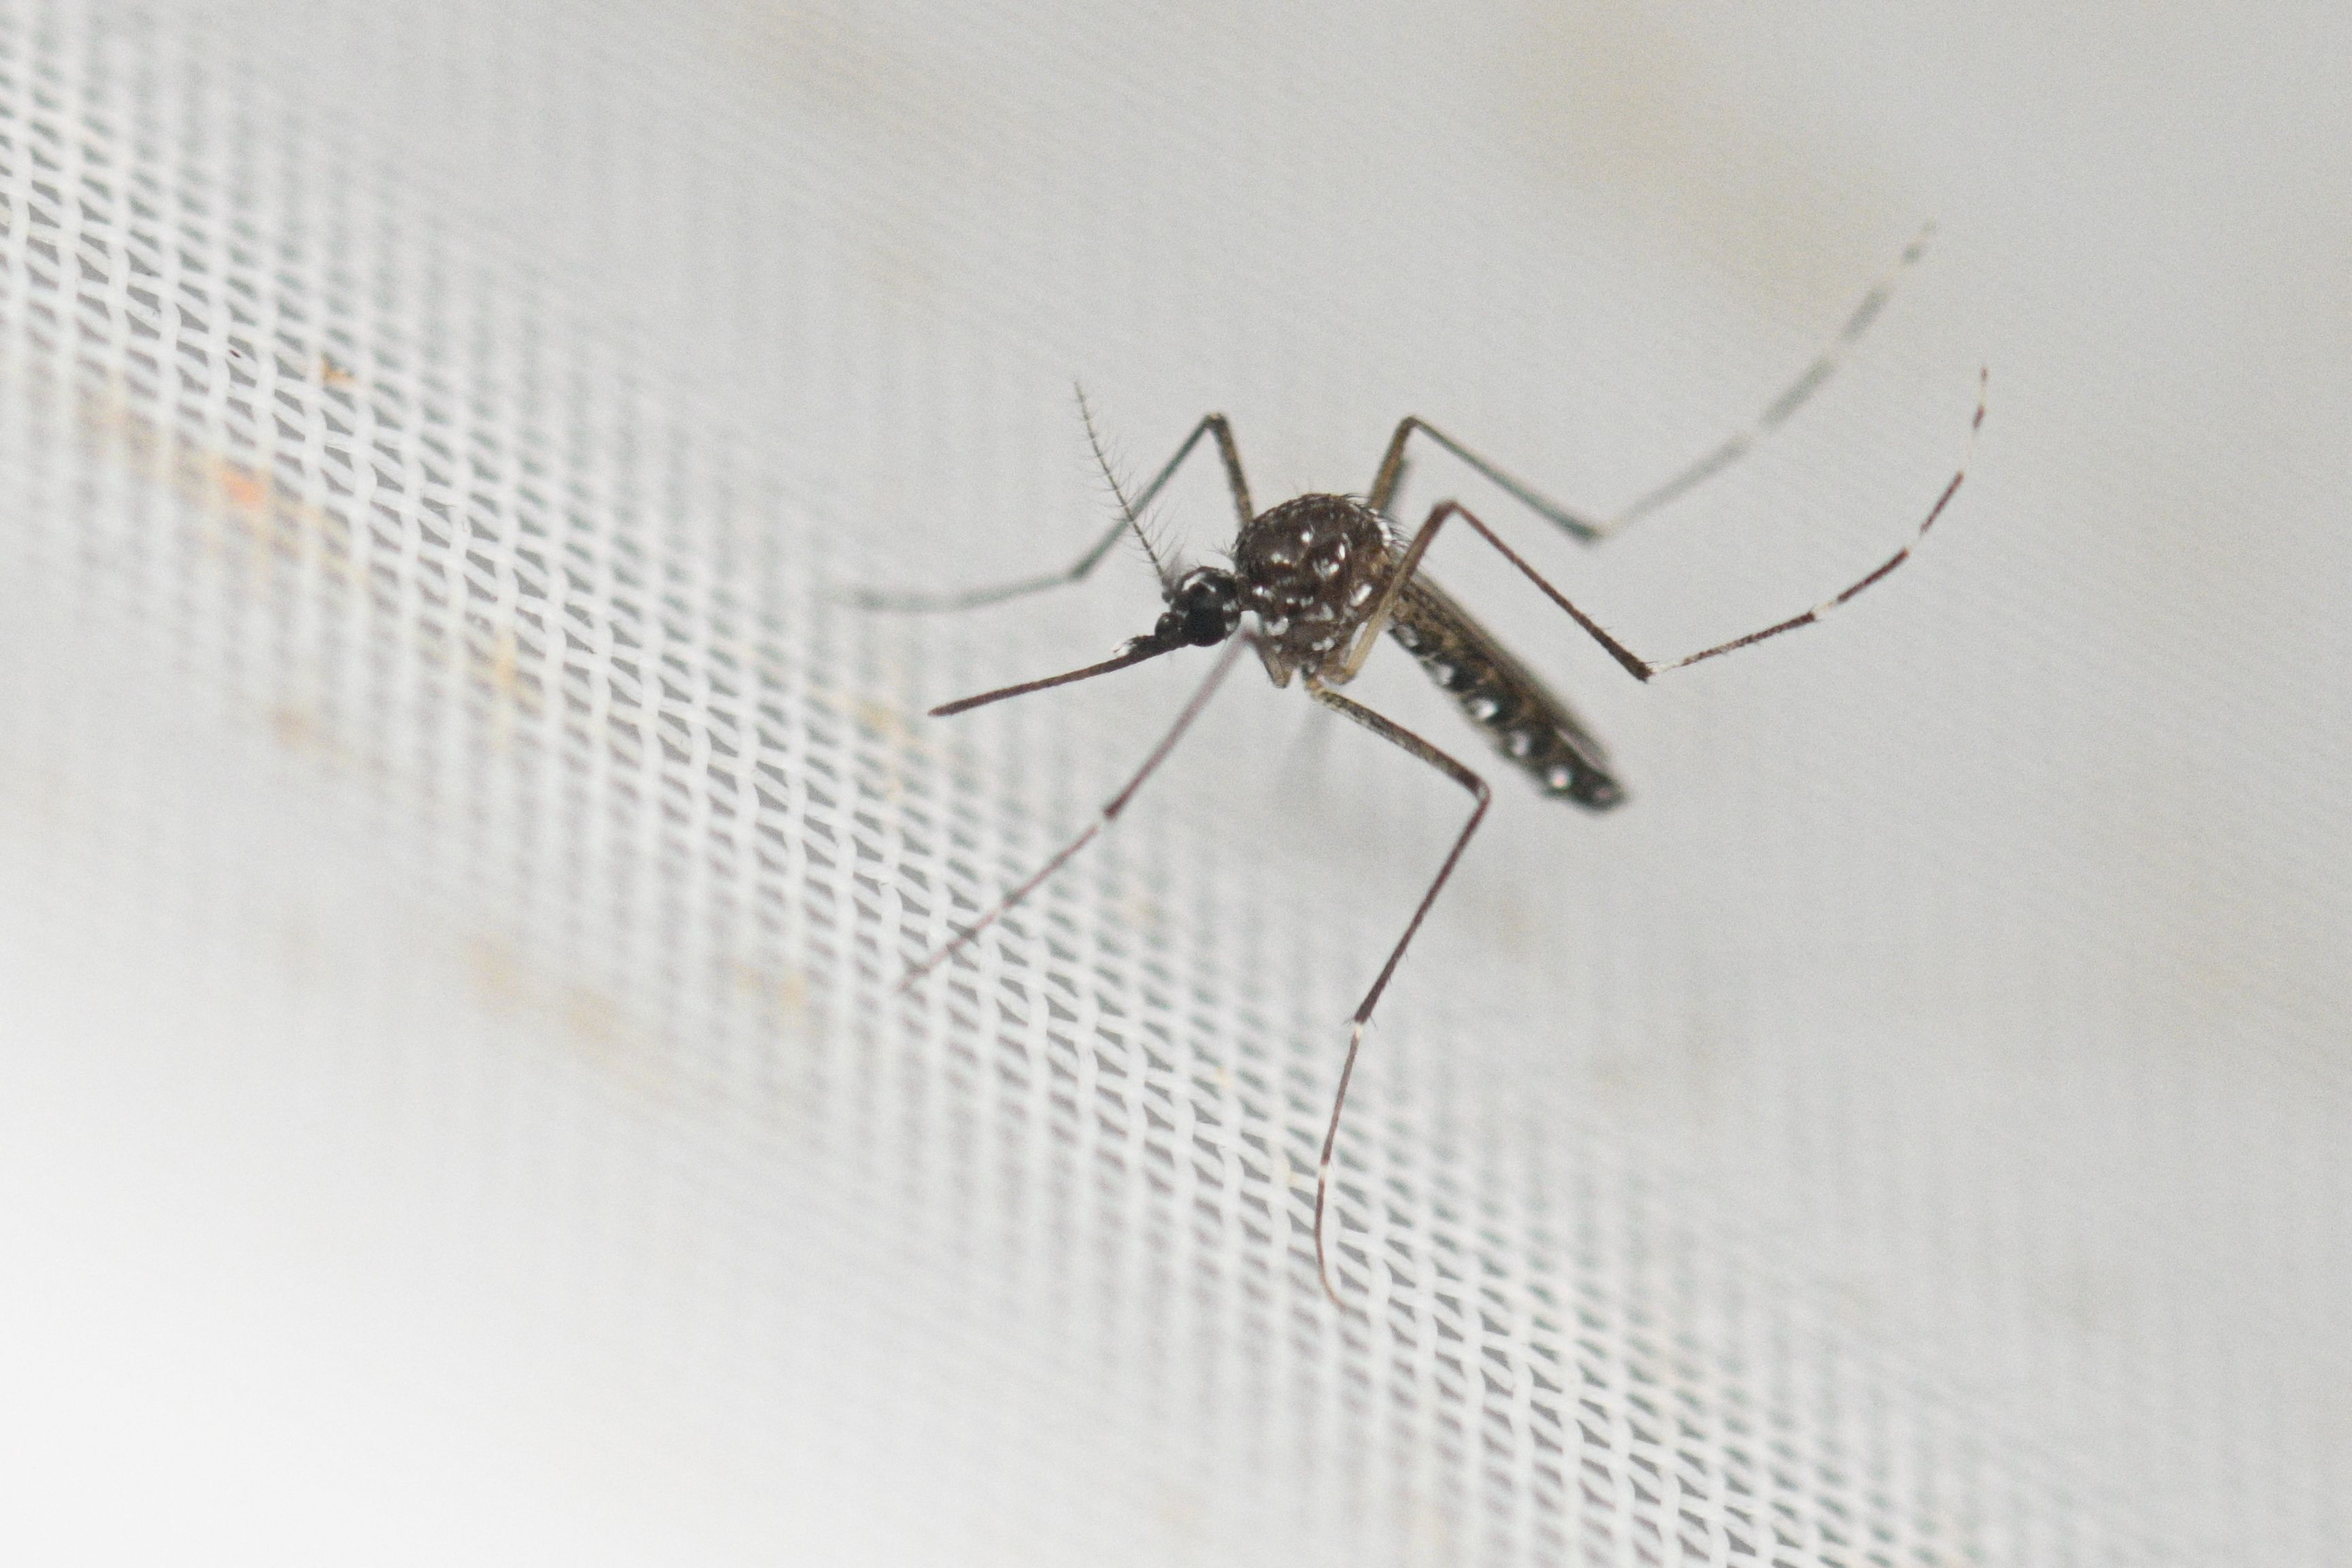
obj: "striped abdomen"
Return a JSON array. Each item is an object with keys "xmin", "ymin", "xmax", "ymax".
[{"xmin": 1387, "ymin": 577, "xmax": 1625, "ymax": 810}]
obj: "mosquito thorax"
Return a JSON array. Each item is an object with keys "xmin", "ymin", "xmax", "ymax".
[{"xmin": 1234, "ymin": 493, "xmax": 1391, "ymax": 682}]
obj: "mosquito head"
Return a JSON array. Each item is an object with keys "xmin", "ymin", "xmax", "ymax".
[{"xmin": 1154, "ymin": 566, "xmax": 1242, "ymax": 648}]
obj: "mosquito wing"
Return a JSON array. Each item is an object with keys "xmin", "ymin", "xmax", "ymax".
[{"xmin": 1385, "ymin": 576, "xmax": 1625, "ymax": 810}]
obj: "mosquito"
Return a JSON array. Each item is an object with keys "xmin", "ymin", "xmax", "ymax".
[{"xmin": 862, "ymin": 229, "xmax": 1985, "ymax": 1307}]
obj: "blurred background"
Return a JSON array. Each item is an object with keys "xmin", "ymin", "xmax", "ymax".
[{"xmin": 0, "ymin": 1, "xmax": 2345, "ymax": 1563}]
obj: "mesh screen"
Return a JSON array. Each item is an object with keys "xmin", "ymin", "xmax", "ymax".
[{"xmin": 2, "ymin": 2, "xmax": 2347, "ymax": 1564}]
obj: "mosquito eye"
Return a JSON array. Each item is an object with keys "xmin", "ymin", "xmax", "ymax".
[
  {"xmin": 1163, "ymin": 571, "xmax": 1238, "ymax": 646},
  {"xmin": 1182, "ymin": 597, "xmax": 1233, "ymax": 644}
]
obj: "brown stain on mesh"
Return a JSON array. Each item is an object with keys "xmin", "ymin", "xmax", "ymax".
[
  {"xmin": 465, "ymin": 936, "xmax": 664, "ymax": 1089},
  {"xmin": 51, "ymin": 379, "xmax": 693, "ymax": 1105},
  {"xmin": 1497, "ymin": 9, "xmax": 1906, "ymax": 303},
  {"xmin": 70, "ymin": 368, "xmax": 559, "ymax": 753},
  {"xmin": 56, "ymin": 348, "xmax": 840, "ymax": 1107},
  {"xmin": 269, "ymin": 703, "xmax": 319, "ymax": 756},
  {"xmin": 729, "ymin": 958, "xmax": 816, "ymax": 1031},
  {"xmin": 212, "ymin": 458, "xmax": 271, "ymax": 518}
]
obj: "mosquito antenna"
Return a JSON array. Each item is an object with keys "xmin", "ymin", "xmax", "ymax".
[
  {"xmin": 1076, "ymin": 384, "xmax": 1176, "ymax": 591},
  {"xmin": 930, "ymin": 637, "xmax": 1180, "ymax": 718}
]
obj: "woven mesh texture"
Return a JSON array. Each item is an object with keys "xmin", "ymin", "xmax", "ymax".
[{"xmin": 2, "ymin": 2, "xmax": 2347, "ymax": 1564}]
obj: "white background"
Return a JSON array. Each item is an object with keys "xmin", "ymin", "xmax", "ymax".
[{"xmin": 1, "ymin": 1, "xmax": 2345, "ymax": 1563}]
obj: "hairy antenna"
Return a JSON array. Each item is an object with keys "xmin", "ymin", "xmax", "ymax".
[{"xmin": 1076, "ymin": 384, "xmax": 1174, "ymax": 591}]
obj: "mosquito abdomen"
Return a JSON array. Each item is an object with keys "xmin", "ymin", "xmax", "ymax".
[{"xmin": 1387, "ymin": 579, "xmax": 1625, "ymax": 810}]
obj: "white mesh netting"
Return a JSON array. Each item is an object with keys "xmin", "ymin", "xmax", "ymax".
[{"xmin": 2, "ymin": 3, "xmax": 2347, "ymax": 1564}]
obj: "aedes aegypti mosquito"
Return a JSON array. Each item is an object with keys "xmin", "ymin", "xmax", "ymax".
[{"xmin": 863, "ymin": 230, "xmax": 1985, "ymax": 1306}]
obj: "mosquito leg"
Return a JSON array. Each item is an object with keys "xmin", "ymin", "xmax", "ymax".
[
  {"xmin": 1140, "ymin": 410, "xmax": 1255, "ymax": 532},
  {"xmin": 1359, "ymin": 369, "xmax": 1985, "ymax": 685},
  {"xmin": 896, "ymin": 637, "xmax": 1247, "ymax": 991},
  {"xmin": 1607, "ymin": 223, "xmax": 1936, "ymax": 534},
  {"xmin": 848, "ymin": 408, "xmax": 1256, "ymax": 612},
  {"xmin": 1368, "ymin": 414, "xmax": 1606, "ymax": 540},
  {"xmin": 1368, "ymin": 224, "xmax": 1938, "ymax": 544},
  {"xmin": 1300, "ymin": 678, "xmax": 1491, "ymax": 1308},
  {"xmin": 842, "ymin": 516, "xmax": 1131, "ymax": 613}
]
